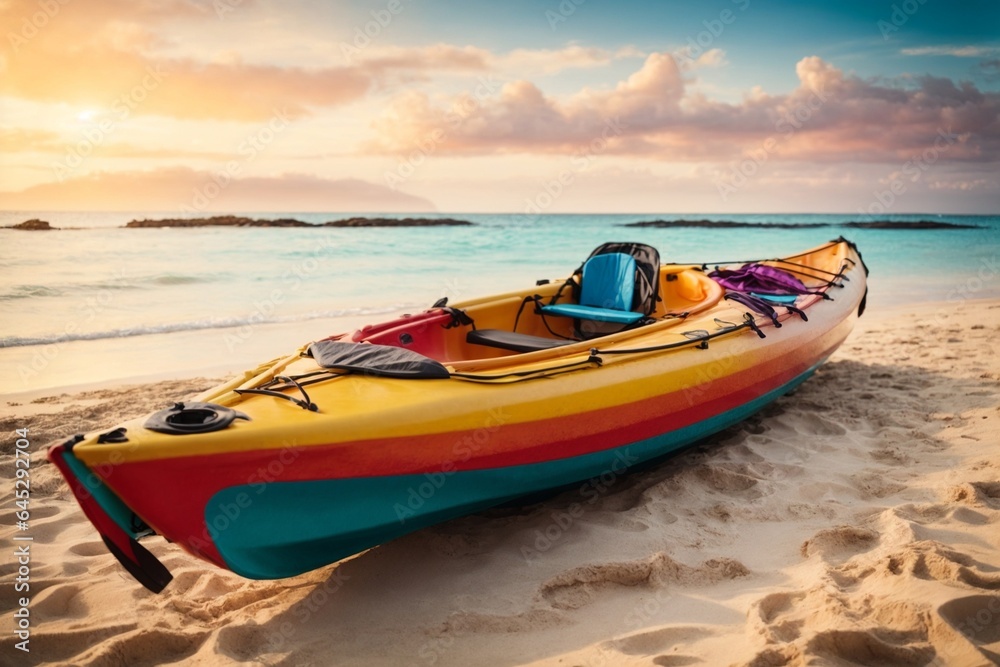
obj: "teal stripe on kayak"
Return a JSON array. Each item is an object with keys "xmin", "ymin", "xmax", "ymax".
[
  {"xmin": 61, "ymin": 446, "xmax": 145, "ymax": 540},
  {"xmin": 208, "ymin": 359, "xmax": 825, "ymax": 579}
]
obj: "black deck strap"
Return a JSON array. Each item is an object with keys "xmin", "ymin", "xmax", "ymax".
[
  {"xmin": 432, "ymin": 296, "xmax": 449, "ymax": 308},
  {"xmin": 725, "ymin": 291, "xmax": 781, "ymax": 328},
  {"xmin": 743, "ymin": 312, "xmax": 767, "ymax": 339},
  {"xmin": 276, "ymin": 375, "xmax": 317, "ymax": 411},
  {"xmin": 765, "ymin": 263, "xmax": 843, "ymax": 290},
  {"xmin": 514, "ymin": 294, "xmax": 539, "ymax": 332},
  {"xmin": 236, "ymin": 378, "xmax": 318, "ymax": 411},
  {"xmin": 442, "ymin": 307, "xmax": 475, "ymax": 330},
  {"xmin": 530, "ymin": 294, "xmax": 579, "ymax": 341},
  {"xmin": 770, "ymin": 257, "xmax": 843, "ymax": 279},
  {"xmin": 548, "ymin": 275, "xmax": 579, "ymax": 306},
  {"xmin": 831, "ymin": 236, "xmax": 870, "ymax": 277},
  {"xmin": 682, "ymin": 330, "xmax": 711, "ymax": 349},
  {"xmin": 451, "ymin": 355, "xmax": 601, "ymax": 382},
  {"xmin": 783, "ymin": 303, "xmax": 809, "ymax": 321}
]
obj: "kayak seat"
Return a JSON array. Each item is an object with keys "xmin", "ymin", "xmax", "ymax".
[
  {"xmin": 540, "ymin": 253, "xmax": 645, "ymax": 325},
  {"xmin": 467, "ymin": 329, "xmax": 575, "ymax": 353}
]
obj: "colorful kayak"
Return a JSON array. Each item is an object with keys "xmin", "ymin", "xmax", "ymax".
[{"xmin": 50, "ymin": 238, "xmax": 868, "ymax": 592}]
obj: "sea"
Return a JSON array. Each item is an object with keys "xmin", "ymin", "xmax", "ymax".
[{"xmin": 2, "ymin": 211, "xmax": 998, "ymax": 395}]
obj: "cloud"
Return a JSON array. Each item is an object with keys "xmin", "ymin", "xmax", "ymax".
[
  {"xmin": 0, "ymin": 168, "xmax": 436, "ymax": 211},
  {"xmin": 368, "ymin": 53, "xmax": 1000, "ymax": 165},
  {"xmin": 1, "ymin": 3, "xmax": 498, "ymax": 122},
  {"xmin": 693, "ymin": 48, "xmax": 728, "ymax": 69},
  {"xmin": 978, "ymin": 59, "xmax": 1000, "ymax": 82},
  {"xmin": 349, "ymin": 43, "xmax": 645, "ymax": 76},
  {"xmin": 354, "ymin": 44, "xmax": 492, "ymax": 73},
  {"xmin": 498, "ymin": 45, "xmax": 645, "ymax": 74},
  {"xmin": 0, "ymin": 42, "xmax": 372, "ymax": 121},
  {"xmin": 0, "ymin": 128, "xmax": 64, "ymax": 152},
  {"xmin": 901, "ymin": 45, "xmax": 1000, "ymax": 57}
]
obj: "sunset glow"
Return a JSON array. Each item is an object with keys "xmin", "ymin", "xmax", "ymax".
[{"xmin": 1, "ymin": 0, "xmax": 997, "ymax": 213}]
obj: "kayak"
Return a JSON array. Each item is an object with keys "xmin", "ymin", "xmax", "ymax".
[{"xmin": 49, "ymin": 237, "xmax": 868, "ymax": 592}]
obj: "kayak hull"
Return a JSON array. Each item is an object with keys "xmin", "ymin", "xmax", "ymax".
[
  {"xmin": 49, "ymin": 238, "xmax": 867, "ymax": 589},
  {"xmin": 207, "ymin": 357, "xmax": 826, "ymax": 578}
]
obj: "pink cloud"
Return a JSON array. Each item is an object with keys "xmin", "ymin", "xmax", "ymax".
[{"xmin": 368, "ymin": 53, "xmax": 1000, "ymax": 164}]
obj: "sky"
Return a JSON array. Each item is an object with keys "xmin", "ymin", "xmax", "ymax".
[{"xmin": 1, "ymin": 0, "xmax": 998, "ymax": 214}]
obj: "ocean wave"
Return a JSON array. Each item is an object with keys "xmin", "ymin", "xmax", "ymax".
[
  {"xmin": 151, "ymin": 275, "xmax": 212, "ymax": 285},
  {"xmin": 623, "ymin": 219, "xmax": 980, "ymax": 229},
  {"xmin": 0, "ymin": 304, "xmax": 419, "ymax": 349},
  {"xmin": 0, "ymin": 285, "xmax": 63, "ymax": 300},
  {"xmin": 0, "ymin": 274, "xmax": 217, "ymax": 300}
]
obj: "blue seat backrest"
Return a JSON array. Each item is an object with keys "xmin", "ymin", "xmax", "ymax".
[{"xmin": 580, "ymin": 253, "xmax": 636, "ymax": 312}]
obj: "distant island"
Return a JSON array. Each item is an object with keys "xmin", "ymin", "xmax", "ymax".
[
  {"xmin": 623, "ymin": 219, "xmax": 980, "ymax": 230},
  {"xmin": 124, "ymin": 216, "xmax": 474, "ymax": 228},
  {"xmin": 325, "ymin": 217, "xmax": 474, "ymax": 227},
  {"xmin": 6, "ymin": 219, "xmax": 57, "ymax": 230}
]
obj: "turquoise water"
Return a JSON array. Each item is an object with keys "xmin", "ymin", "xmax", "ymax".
[{"xmin": 1, "ymin": 211, "xmax": 997, "ymax": 393}]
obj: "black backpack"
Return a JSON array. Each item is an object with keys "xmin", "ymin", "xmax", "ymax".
[{"xmin": 570, "ymin": 242, "xmax": 661, "ymax": 316}]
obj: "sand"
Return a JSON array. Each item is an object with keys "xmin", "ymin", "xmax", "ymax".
[{"xmin": 1, "ymin": 299, "xmax": 998, "ymax": 666}]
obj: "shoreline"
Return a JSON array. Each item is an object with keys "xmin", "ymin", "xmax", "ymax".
[
  {"xmin": 0, "ymin": 297, "xmax": 998, "ymax": 664},
  {"xmin": 4, "ymin": 296, "xmax": 996, "ymax": 409}
]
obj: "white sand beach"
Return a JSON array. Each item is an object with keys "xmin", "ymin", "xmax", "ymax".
[{"xmin": 1, "ymin": 298, "xmax": 998, "ymax": 666}]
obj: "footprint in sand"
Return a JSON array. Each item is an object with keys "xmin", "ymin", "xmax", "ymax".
[
  {"xmin": 68, "ymin": 540, "xmax": 110, "ymax": 557},
  {"xmin": 947, "ymin": 482, "xmax": 1000, "ymax": 509},
  {"xmin": 215, "ymin": 623, "xmax": 279, "ymax": 661},
  {"xmin": 807, "ymin": 629, "xmax": 935, "ymax": 667},
  {"xmin": 0, "ymin": 623, "xmax": 138, "ymax": 664},
  {"xmin": 751, "ymin": 591, "xmax": 807, "ymax": 643},
  {"xmin": 874, "ymin": 541, "xmax": 1000, "ymax": 591},
  {"xmin": 604, "ymin": 625, "xmax": 714, "ymax": 656},
  {"xmin": 438, "ymin": 607, "xmax": 567, "ymax": 635},
  {"xmin": 597, "ymin": 626, "xmax": 715, "ymax": 666},
  {"xmin": 800, "ymin": 525, "xmax": 879, "ymax": 561},
  {"xmin": 540, "ymin": 553, "xmax": 749, "ymax": 610},
  {"xmin": 691, "ymin": 464, "xmax": 762, "ymax": 496},
  {"xmin": 33, "ymin": 583, "xmax": 89, "ymax": 619},
  {"xmin": 937, "ymin": 595, "xmax": 1000, "ymax": 663},
  {"xmin": 80, "ymin": 628, "xmax": 210, "ymax": 667},
  {"xmin": 950, "ymin": 506, "xmax": 992, "ymax": 525},
  {"xmin": 851, "ymin": 470, "xmax": 907, "ymax": 499}
]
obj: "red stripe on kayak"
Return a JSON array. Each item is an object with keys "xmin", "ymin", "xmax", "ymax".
[{"xmin": 98, "ymin": 332, "xmax": 845, "ymax": 565}]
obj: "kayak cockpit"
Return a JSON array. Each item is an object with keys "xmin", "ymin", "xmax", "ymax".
[{"xmin": 348, "ymin": 262, "xmax": 722, "ymax": 365}]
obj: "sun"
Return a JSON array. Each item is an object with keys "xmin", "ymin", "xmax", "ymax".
[{"xmin": 76, "ymin": 109, "xmax": 96, "ymax": 122}]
